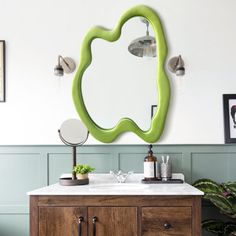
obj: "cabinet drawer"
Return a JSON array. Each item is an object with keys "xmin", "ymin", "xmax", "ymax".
[{"xmin": 142, "ymin": 207, "xmax": 192, "ymax": 236}]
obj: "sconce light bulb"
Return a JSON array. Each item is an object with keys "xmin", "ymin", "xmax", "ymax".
[
  {"xmin": 54, "ymin": 65, "xmax": 64, "ymax": 76},
  {"xmin": 176, "ymin": 67, "xmax": 185, "ymax": 76}
]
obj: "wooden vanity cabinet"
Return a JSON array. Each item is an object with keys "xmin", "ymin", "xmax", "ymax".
[{"xmin": 30, "ymin": 195, "xmax": 201, "ymax": 236}]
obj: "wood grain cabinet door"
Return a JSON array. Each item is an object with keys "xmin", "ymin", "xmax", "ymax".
[
  {"xmin": 88, "ymin": 207, "xmax": 138, "ymax": 236},
  {"xmin": 39, "ymin": 207, "xmax": 87, "ymax": 236},
  {"xmin": 142, "ymin": 207, "xmax": 192, "ymax": 236}
]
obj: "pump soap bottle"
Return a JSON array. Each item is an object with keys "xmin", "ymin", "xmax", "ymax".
[{"xmin": 144, "ymin": 144, "xmax": 157, "ymax": 180}]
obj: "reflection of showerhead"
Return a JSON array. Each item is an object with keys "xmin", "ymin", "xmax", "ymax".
[{"xmin": 230, "ymin": 105, "xmax": 236, "ymax": 125}]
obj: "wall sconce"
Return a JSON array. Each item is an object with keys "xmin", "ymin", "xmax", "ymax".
[
  {"xmin": 168, "ymin": 55, "xmax": 185, "ymax": 76},
  {"xmin": 54, "ymin": 55, "xmax": 76, "ymax": 76}
]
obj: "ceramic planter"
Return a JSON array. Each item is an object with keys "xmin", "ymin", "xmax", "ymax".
[{"xmin": 76, "ymin": 173, "xmax": 88, "ymax": 180}]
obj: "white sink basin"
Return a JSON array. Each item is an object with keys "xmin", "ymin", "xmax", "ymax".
[{"xmin": 89, "ymin": 183, "xmax": 149, "ymax": 191}]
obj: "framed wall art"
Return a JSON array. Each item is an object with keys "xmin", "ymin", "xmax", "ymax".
[
  {"xmin": 223, "ymin": 94, "xmax": 236, "ymax": 143},
  {"xmin": 0, "ymin": 40, "xmax": 5, "ymax": 102}
]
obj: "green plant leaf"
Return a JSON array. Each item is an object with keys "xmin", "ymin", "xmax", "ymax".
[
  {"xmin": 193, "ymin": 178, "xmax": 225, "ymax": 194},
  {"xmin": 223, "ymin": 182, "xmax": 236, "ymax": 198},
  {"xmin": 194, "ymin": 178, "xmax": 236, "ymax": 233},
  {"xmin": 73, "ymin": 164, "xmax": 95, "ymax": 174},
  {"xmin": 223, "ymin": 223, "xmax": 236, "ymax": 236},
  {"xmin": 202, "ymin": 219, "xmax": 224, "ymax": 234},
  {"xmin": 226, "ymin": 195, "xmax": 235, "ymax": 201},
  {"xmin": 205, "ymin": 193, "xmax": 233, "ymax": 215},
  {"xmin": 229, "ymin": 205, "xmax": 236, "ymax": 218}
]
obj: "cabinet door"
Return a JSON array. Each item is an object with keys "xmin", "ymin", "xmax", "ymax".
[
  {"xmin": 39, "ymin": 207, "xmax": 87, "ymax": 236},
  {"xmin": 142, "ymin": 207, "xmax": 192, "ymax": 236},
  {"xmin": 88, "ymin": 207, "xmax": 137, "ymax": 236}
]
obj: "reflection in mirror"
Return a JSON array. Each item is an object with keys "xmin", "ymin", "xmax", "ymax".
[
  {"xmin": 128, "ymin": 18, "xmax": 156, "ymax": 58},
  {"xmin": 82, "ymin": 17, "xmax": 157, "ymax": 131}
]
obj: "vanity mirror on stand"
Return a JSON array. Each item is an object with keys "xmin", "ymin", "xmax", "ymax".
[{"xmin": 58, "ymin": 119, "xmax": 89, "ymax": 186}]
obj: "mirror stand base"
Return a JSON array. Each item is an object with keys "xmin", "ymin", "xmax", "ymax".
[{"xmin": 59, "ymin": 177, "xmax": 89, "ymax": 186}]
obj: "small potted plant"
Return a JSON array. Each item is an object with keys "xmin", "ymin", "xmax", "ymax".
[{"xmin": 73, "ymin": 164, "xmax": 95, "ymax": 180}]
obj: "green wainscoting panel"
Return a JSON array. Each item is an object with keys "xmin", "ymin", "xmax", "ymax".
[
  {"xmin": 0, "ymin": 153, "xmax": 47, "ymax": 213},
  {"xmin": 0, "ymin": 214, "xmax": 29, "ymax": 236},
  {"xmin": 0, "ymin": 144, "xmax": 236, "ymax": 236},
  {"xmin": 119, "ymin": 153, "xmax": 145, "ymax": 172},
  {"xmin": 48, "ymin": 153, "xmax": 113, "ymax": 185},
  {"xmin": 119, "ymin": 152, "xmax": 183, "ymax": 174},
  {"xmin": 192, "ymin": 152, "xmax": 236, "ymax": 183},
  {"xmin": 228, "ymin": 153, "xmax": 236, "ymax": 180}
]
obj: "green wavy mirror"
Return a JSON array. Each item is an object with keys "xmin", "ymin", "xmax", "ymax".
[{"xmin": 72, "ymin": 5, "xmax": 170, "ymax": 143}]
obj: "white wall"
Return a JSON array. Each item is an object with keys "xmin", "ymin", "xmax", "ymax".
[{"xmin": 0, "ymin": 0, "xmax": 236, "ymax": 145}]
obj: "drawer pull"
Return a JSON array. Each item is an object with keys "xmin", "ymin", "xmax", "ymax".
[
  {"xmin": 93, "ymin": 216, "xmax": 98, "ymax": 236},
  {"xmin": 78, "ymin": 216, "xmax": 84, "ymax": 236},
  {"xmin": 163, "ymin": 222, "xmax": 172, "ymax": 229}
]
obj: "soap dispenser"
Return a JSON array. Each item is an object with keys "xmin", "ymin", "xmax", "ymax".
[{"xmin": 144, "ymin": 144, "xmax": 157, "ymax": 180}]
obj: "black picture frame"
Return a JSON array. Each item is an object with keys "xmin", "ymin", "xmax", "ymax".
[
  {"xmin": 151, "ymin": 105, "xmax": 157, "ymax": 119},
  {"xmin": 223, "ymin": 94, "xmax": 236, "ymax": 143},
  {"xmin": 0, "ymin": 40, "xmax": 5, "ymax": 102}
]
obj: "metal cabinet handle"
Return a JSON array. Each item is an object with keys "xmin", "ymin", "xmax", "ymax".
[
  {"xmin": 78, "ymin": 216, "xmax": 84, "ymax": 236},
  {"xmin": 163, "ymin": 222, "xmax": 172, "ymax": 230},
  {"xmin": 93, "ymin": 216, "xmax": 98, "ymax": 236}
]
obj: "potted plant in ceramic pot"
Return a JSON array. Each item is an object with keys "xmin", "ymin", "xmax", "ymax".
[{"xmin": 73, "ymin": 164, "xmax": 95, "ymax": 180}]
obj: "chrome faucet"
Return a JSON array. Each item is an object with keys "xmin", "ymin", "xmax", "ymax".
[{"xmin": 110, "ymin": 170, "xmax": 134, "ymax": 183}]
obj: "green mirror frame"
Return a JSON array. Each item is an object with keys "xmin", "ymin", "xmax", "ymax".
[{"xmin": 72, "ymin": 5, "xmax": 170, "ymax": 143}]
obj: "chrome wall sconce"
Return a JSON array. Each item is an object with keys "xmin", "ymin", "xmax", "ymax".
[
  {"xmin": 54, "ymin": 55, "xmax": 76, "ymax": 76},
  {"xmin": 168, "ymin": 55, "xmax": 185, "ymax": 76},
  {"xmin": 128, "ymin": 18, "xmax": 156, "ymax": 58}
]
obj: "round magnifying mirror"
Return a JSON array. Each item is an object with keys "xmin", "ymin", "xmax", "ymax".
[
  {"xmin": 59, "ymin": 119, "xmax": 89, "ymax": 146},
  {"xmin": 58, "ymin": 119, "xmax": 89, "ymax": 185}
]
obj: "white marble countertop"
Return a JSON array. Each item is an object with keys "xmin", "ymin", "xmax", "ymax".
[{"xmin": 28, "ymin": 174, "xmax": 203, "ymax": 196}]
